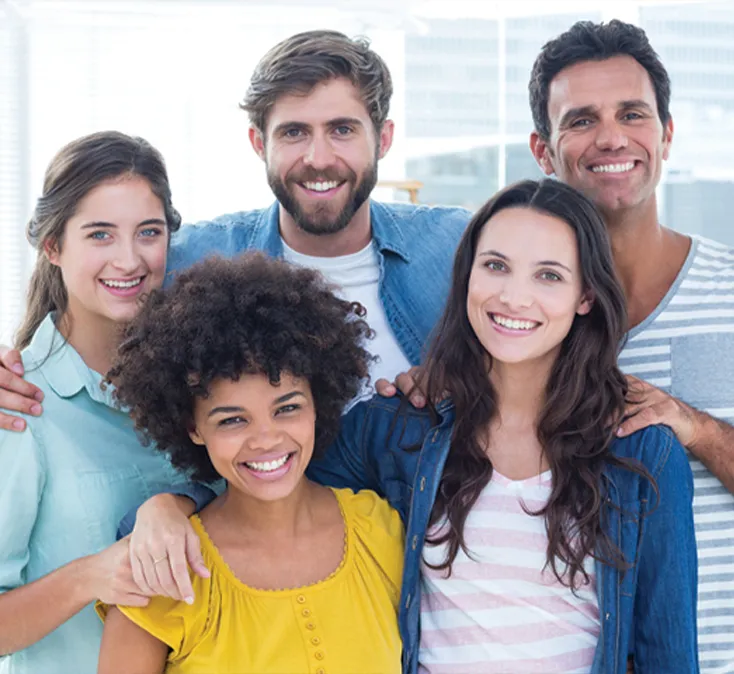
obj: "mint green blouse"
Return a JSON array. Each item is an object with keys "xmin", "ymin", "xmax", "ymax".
[{"xmin": 0, "ymin": 315, "xmax": 186, "ymax": 674}]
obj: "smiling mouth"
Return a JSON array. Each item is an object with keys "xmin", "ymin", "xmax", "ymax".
[
  {"xmin": 300, "ymin": 180, "xmax": 345, "ymax": 193},
  {"xmin": 491, "ymin": 314, "xmax": 540, "ymax": 331},
  {"xmin": 242, "ymin": 452, "xmax": 296, "ymax": 473},
  {"xmin": 100, "ymin": 277, "xmax": 144, "ymax": 289},
  {"xmin": 590, "ymin": 161, "xmax": 636, "ymax": 174}
]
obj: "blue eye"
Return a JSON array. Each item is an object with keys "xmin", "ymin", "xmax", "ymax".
[
  {"xmin": 539, "ymin": 270, "xmax": 562, "ymax": 282},
  {"xmin": 89, "ymin": 230, "xmax": 110, "ymax": 240},
  {"xmin": 140, "ymin": 227, "xmax": 163, "ymax": 238},
  {"xmin": 334, "ymin": 125, "xmax": 353, "ymax": 136}
]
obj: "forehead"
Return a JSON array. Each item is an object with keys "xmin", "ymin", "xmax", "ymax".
[
  {"xmin": 69, "ymin": 175, "xmax": 163, "ymax": 222},
  {"xmin": 476, "ymin": 207, "xmax": 579, "ymax": 263},
  {"xmin": 547, "ymin": 55, "xmax": 659, "ymax": 122},
  {"xmin": 266, "ymin": 77, "xmax": 371, "ymax": 130}
]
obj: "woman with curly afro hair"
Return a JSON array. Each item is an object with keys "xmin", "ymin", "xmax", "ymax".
[{"xmin": 97, "ymin": 252, "xmax": 404, "ymax": 674}]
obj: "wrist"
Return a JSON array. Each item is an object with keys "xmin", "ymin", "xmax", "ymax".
[{"xmin": 66, "ymin": 555, "xmax": 99, "ymax": 605}]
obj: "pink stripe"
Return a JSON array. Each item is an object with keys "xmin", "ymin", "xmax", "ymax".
[
  {"xmin": 421, "ymin": 589, "xmax": 600, "ymax": 622},
  {"xmin": 458, "ymin": 526, "xmax": 549, "ymax": 551},
  {"xmin": 430, "ymin": 560, "xmax": 556, "ymax": 585},
  {"xmin": 420, "ymin": 617, "xmax": 598, "ymax": 649},
  {"xmin": 420, "ymin": 646, "xmax": 596, "ymax": 674},
  {"xmin": 472, "ymin": 492, "xmax": 547, "ymax": 513}
]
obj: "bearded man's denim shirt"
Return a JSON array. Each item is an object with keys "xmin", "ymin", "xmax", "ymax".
[
  {"xmin": 307, "ymin": 396, "xmax": 699, "ymax": 674},
  {"xmin": 166, "ymin": 201, "xmax": 471, "ymax": 366}
]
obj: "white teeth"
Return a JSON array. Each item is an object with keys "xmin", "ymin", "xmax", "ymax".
[
  {"xmin": 303, "ymin": 181, "xmax": 339, "ymax": 192},
  {"xmin": 591, "ymin": 162, "xmax": 635, "ymax": 174},
  {"xmin": 101, "ymin": 277, "xmax": 143, "ymax": 289},
  {"xmin": 244, "ymin": 454, "xmax": 290, "ymax": 472},
  {"xmin": 492, "ymin": 314, "xmax": 537, "ymax": 331}
]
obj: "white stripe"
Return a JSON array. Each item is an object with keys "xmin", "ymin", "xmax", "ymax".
[
  {"xmin": 621, "ymin": 360, "xmax": 670, "ymax": 374},
  {"xmin": 656, "ymin": 309, "xmax": 734, "ymax": 321},
  {"xmin": 681, "ymin": 280, "xmax": 734, "ymax": 290},
  {"xmin": 618, "ymin": 344, "xmax": 670, "ymax": 357},
  {"xmin": 628, "ymin": 324, "xmax": 734, "ymax": 339},
  {"xmin": 670, "ymin": 293, "xmax": 734, "ymax": 304}
]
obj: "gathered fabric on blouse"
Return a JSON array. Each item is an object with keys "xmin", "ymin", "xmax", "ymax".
[{"xmin": 102, "ymin": 487, "xmax": 404, "ymax": 674}]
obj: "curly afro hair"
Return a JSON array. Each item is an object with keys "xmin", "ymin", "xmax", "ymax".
[{"xmin": 109, "ymin": 252, "xmax": 374, "ymax": 482}]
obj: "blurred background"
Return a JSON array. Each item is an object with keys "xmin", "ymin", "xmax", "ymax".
[{"xmin": 1, "ymin": 0, "xmax": 732, "ymax": 341}]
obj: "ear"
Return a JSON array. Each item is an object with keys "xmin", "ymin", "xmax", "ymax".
[
  {"xmin": 188, "ymin": 426, "xmax": 206, "ymax": 446},
  {"xmin": 248, "ymin": 126, "xmax": 266, "ymax": 162},
  {"xmin": 662, "ymin": 116, "xmax": 674, "ymax": 161},
  {"xmin": 377, "ymin": 119, "xmax": 395, "ymax": 160},
  {"xmin": 529, "ymin": 131, "xmax": 555, "ymax": 176},
  {"xmin": 43, "ymin": 239, "xmax": 61, "ymax": 266},
  {"xmin": 577, "ymin": 290, "xmax": 594, "ymax": 316}
]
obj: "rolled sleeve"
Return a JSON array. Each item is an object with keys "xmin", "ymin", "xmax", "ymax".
[{"xmin": 0, "ymin": 425, "xmax": 46, "ymax": 593}]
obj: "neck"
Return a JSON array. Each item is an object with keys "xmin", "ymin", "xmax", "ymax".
[
  {"xmin": 215, "ymin": 478, "xmax": 318, "ymax": 538},
  {"xmin": 602, "ymin": 197, "xmax": 690, "ymax": 328},
  {"xmin": 57, "ymin": 307, "xmax": 121, "ymax": 376},
  {"xmin": 278, "ymin": 200, "xmax": 372, "ymax": 257},
  {"xmin": 489, "ymin": 356, "xmax": 552, "ymax": 428}
]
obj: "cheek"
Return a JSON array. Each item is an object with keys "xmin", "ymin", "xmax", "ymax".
[
  {"xmin": 57, "ymin": 242, "xmax": 106, "ymax": 288},
  {"xmin": 144, "ymin": 241, "xmax": 169, "ymax": 277}
]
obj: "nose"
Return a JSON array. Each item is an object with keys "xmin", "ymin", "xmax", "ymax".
[
  {"xmin": 594, "ymin": 117, "xmax": 628, "ymax": 152},
  {"xmin": 112, "ymin": 240, "xmax": 143, "ymax": 274},
  {"xmin": 303, "ymin": 133, "xmax": 337, "ymax": 170},
  {"xmin": 246, "ymin": 420, "xmax": 284, "ymax": 453},
  {"xmin": 498, "ymin": 278, "xmax": 533, "ymax": 311}
]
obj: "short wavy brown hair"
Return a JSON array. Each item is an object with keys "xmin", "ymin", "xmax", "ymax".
[
  {"xmin": 109, "ymin": 253, "xmax": 373, "ymax": 482},
  {"xmin": 240, "ymin": 30, "xmax": 393, "ymax": 133}
]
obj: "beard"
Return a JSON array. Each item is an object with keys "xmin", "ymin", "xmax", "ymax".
[{"xmin": 267, "ymin": 155, "xmax": 378, "ymax": 236}]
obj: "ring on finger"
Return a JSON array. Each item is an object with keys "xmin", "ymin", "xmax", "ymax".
[{"xmin": 153, "ymin": 555, "xmax": 168, "ymax": 565}]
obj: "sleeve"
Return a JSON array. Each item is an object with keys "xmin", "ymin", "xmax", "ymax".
[
  {"xmin": 307, "ymin": 400, "xmax": 381, "ymax": 493},
  {"xmin": 96, "ymin": 572, "xmax": 210, "ymax": 663},
  {"xmin": 0, "ymin": 424, "xmax": 46, "ymax": 593},
  {"xmin": 348, "ymin": 489, "xmax": 405, "ymax": 599},
  {"xmin": 116, "ymin": 482, "xmax": 220, "ymax": 539},
  {"xmin": 634, "ymin": 429, "xmax": 699, "ymax": 673}
]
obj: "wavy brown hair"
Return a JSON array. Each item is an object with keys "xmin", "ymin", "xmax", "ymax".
[{"xmin": 423, "ymin": 179, "xmax": 653, "ymax": 588}]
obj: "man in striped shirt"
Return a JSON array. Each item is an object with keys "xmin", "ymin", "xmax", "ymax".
[{"xmin": 529, "ymin": 20, "xmax": 734, "ymax": 673}]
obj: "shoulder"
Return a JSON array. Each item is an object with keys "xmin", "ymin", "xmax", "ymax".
[
  {"xmin": 690, "ymin": 235, "xmax": 734, "ymax": 272},
  {"xmin": 341, "ymin": 394, "xmax": 435, "ymax": 449},
  {"xmin": 374, "ymin": 201, "xmax": 471, "ymax": 234},
  {"xmin": 335, "ymin": 488, "xmax": 404, "ymax": 586},
  {"xmin": 609, "ymin": 424, "xmax": 690, "ymax": 486}
]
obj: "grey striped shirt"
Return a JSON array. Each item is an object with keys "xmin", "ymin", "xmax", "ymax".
[{"xmin": 619, "ymin": 236, "xmax": 734, "ymax": 674}]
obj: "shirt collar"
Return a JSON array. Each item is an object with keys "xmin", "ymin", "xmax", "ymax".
[
  {"xmin": 24, "ymin": 314, "xmax": 117, "ymax": 408},
  {"xmin": 258, "ymin": 200, "xmax": 411, "ymax": 263}
]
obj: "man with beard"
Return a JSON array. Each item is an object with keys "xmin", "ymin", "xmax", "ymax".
[{"xmin": 0, "ymin": 29, "xmax": 470, "ymax": 431}]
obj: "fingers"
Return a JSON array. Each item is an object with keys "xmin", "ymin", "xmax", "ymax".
[
  {"xmin": 185, "ymin": 528, "xmax": 210, "ymax": 579},
  {"xmin": 119, "ymin": 593, "xmax": 151, "ymax": 608},
  {"xmin": 617, "ymin": 405, "xmax": 661, "ymax": 437},
  {"xmin": 129, "ymin": 550, "xmax": 156, "ymax": 596},
  {"xmin": 394, "ymin": 371, "xmax": 426, "ymax": 408},
  {"xmin": 374, "ymin": 378, "xmax": 397, "ymax": 398},
  {"xmin": 0, "ymin": 346, "xmax": 25, "ymax": 377},
  {"xmin": 150, "ymin": 553, "xmax": 185, "ymax": 602},
  {"xmin": 0, "ymin": 369, "xmax": 44, "ymax": 427}
]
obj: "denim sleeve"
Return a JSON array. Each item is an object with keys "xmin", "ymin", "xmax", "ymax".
[
  {"xmin": 0, "ymin": 425, "xmax": 45, "ymax": 593},
  {"xmin": 634, "ymin": 431, "xmax": 699, "ymax": 673},
  {"xmin": 116, "ymin": 482, "xmax": 218, "ymax": 540},
  {"xmin": 306, "ymin": 401, "xmax": 380, "ymax": 494}
]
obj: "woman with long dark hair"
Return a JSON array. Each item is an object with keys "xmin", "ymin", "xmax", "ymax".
[{"xmin": 126, "ymin": 179, "xmax": 698, "ymax": 674}]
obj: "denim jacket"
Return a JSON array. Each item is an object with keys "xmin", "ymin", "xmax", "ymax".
[
  {"xmin": 307, "ymin": 396, "xmax": 699, "ymax": 674},
  {"xmin": 166, "ymin": 201, "xmax": 471, "ymax": 365}
]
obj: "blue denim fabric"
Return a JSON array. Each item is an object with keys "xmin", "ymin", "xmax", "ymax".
[
  {"xmin": 307, "ymin": 396, "xmax": 699, "ymax": 674},
  {"xmin": 165, "ymin": 201, "xmax": 471, "ymax": 365}
]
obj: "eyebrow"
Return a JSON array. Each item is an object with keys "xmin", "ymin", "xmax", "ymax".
[
  {"xmin": 80, "ymin": 218, "xmax": 167, "ymax": 229},
  {"xmin": 559, "ymin": 99, "xmax": 654, "ymax": 128},
  {"xmin": 206, "ymin": 390, "xmax": 306, "ymax": 418},
  {"xmin": 478, "ymin": 250, "xmax": 572, "ymax": 273}
]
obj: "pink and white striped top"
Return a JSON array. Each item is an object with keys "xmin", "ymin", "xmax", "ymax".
[{"xmin": 419, "ymin": 469, "xmax": 600, "ymax": 674}]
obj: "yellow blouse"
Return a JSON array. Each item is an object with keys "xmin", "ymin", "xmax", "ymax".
[{"xmin": 109, "ymin": 488, "xmax": 404, "ymax": 674}]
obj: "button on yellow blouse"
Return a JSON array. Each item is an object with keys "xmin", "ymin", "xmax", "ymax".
[{"xmin": 106, "ymin": 488, "xmax": 404, "ymax": 673}]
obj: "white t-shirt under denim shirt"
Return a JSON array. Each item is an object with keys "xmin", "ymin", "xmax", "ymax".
[
  {"xmin": 282, "ymin": 239, "xmax": 413, "ymax": 408},
  {"xmin": 618, "ymin": 236, "xmax": 734, "ymax": 674},
  {"xmin": 0, "ymin": 315, "xmax": 187, "ymax": 674}
]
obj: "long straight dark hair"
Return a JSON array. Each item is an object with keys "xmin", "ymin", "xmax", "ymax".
[
  {"xmin": 423, "ymin": 178, "xmax": 652, "ymax": 588},
  {"xmin": 15, "ymin": 131, "xmax": 182, "ymax": 350}
]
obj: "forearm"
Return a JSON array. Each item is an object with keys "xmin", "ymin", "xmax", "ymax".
[
  {"xmin": 0, "ymin": 555, "xmax": 95, "ymax": 655},
  {"xmin": 688, "ymin": 407, "xmax": 734, "ymax": 494}
]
